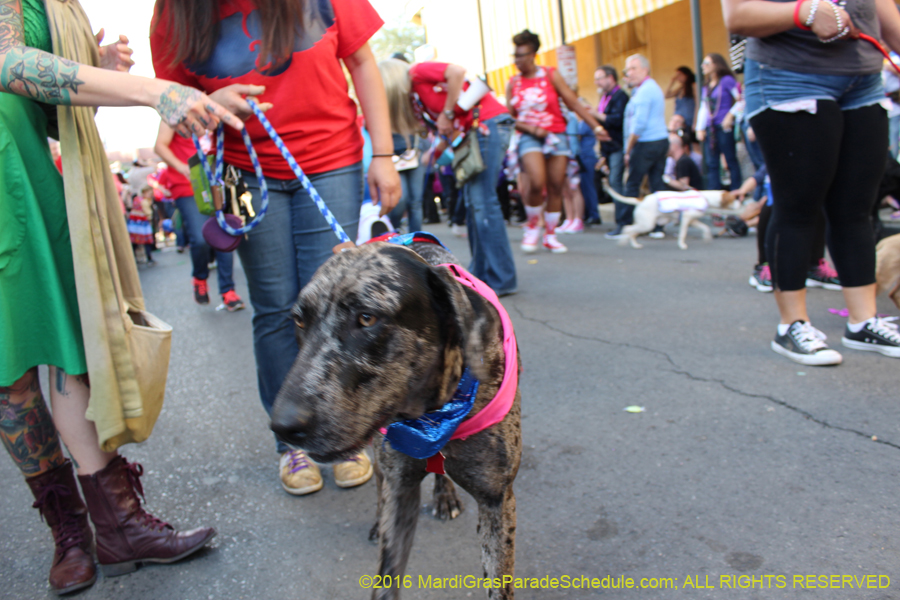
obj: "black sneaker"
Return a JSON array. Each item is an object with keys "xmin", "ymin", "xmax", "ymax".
[
  {"xmin": 841, "ymin": 317, "xmax": 900, "ymax": 357},
  {"xmin": 771, "ymin": 320, "xmax": 842, "ymax": 366},
  {"xmin": 648, "ymin": 224, "xmax": 665, "ymax": 239},
  {"xmin": 805, "ymin": 259, "xmax": 842, "ymax": 291},
  {"xmin": 749, "ymin": 264, "xmax": 773, "ymax": 293},
  {"xmin": 605, "ymin": 225, "xmax": 624, "ymax": 239}
]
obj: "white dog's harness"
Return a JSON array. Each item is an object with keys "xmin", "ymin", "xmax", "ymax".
[{"xmin": 655, "ymin": 191, "xmax": 709, "ymax": 214}]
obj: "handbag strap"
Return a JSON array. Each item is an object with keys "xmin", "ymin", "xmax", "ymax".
[{"xmin": 471, "ymin": 104, "xmax": 481, "ymax": 130}]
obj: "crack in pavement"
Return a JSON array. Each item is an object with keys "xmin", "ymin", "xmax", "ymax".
[{"xmin": 511, "ymin": 304, "xmax": 900, "ymax": 452}]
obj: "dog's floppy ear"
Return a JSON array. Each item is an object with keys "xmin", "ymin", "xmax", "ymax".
[{"xmin": 426, "ymin": 265, "xmax": 491, "ymax": 381}]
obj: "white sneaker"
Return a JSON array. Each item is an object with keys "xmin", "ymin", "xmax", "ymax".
[
  {"xmin": 557, "ymin": 219, "xmax": 572, "ymax": 233},
  {"xmin": 451, "ymin": 223, "xmax": 467, "ymax": 238},
  {"xmin": 561, "ymin": 218, "xmax": 584, "ymax": 234},
  {"xmin": 542, "ymin": 233, "xmax": 568, "ymax": 253},
  {"xmin": 521, "ymin": 225, "xmax": 541, "ymax": 253}
]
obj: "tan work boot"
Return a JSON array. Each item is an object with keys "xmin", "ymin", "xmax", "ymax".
[
  {"xmin": 279, "ymin": 449, "xmax": 323, "ymax": 495},
  {"xmin": 333, "ymin": 451, "xmax": 373, "ymax": 488}
]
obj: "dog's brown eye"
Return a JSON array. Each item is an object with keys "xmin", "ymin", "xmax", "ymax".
[
  {"xmin": 294, "ymin": 317, "xmax": 305, "ymax": 329},
  {"xmin": 358, "ymin": 313, "xmax": 377, "ymax": 327}
]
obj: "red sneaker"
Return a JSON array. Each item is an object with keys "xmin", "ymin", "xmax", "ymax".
[
  {"xmin": 222, "ymin": 290, "xmax": 245, "ymax": 312},
  {"xmin": 192, "ymin": 278, "xmax": 209, "ymax": 305}
]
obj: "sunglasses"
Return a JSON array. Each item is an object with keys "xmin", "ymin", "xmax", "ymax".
[{"xmin": 512, "ymin": 52, "xmax": 533, "ymax": 58}]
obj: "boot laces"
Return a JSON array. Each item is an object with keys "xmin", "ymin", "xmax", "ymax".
[
  {"xmin": 123, "ymin": 460, "xmax": 171, "ymax": 531},
  {"xmin": 32, "ymin": 483, "xmax": 86, "ymax": 557}
]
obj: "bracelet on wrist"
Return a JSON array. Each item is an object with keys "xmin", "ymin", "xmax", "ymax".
[
  {"xmin": 371, "ymin": 154, "xmax": 393, "ymax": 158},
  {"xmin": 805, "ymin": 0, "xmax": 821, "ymax": 29},
  {"xmin": 794, "ymin": 0, "xmax": 811, "ymax": 30}
]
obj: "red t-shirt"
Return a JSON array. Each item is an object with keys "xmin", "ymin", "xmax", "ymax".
[
  {"xmin": 151, "ymin": 0, "xmax": 383, "ymax": 178},
  {"xmin": 158, "ymin": 134, "xmax": 195, "ymax": 199},
  {"xmin": 409, "ymin": 62, "xmax": 507, "ymax": 132},
  {"xmin": 147, "ymin": 170, "xmax": 167, "ymax": 201},
  {"xmin": 508, "ymin": 66, "xmax": 566, "ymax": 133}
]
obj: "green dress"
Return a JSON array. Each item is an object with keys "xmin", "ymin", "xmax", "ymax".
[{"xmin": 0, "ymin": 0, "xmax": 87, "ymax": 385}]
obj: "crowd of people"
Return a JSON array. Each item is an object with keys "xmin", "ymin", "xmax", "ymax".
[{"xmin": 3, "ymin": 0, "xmax": 900, "ymax": 595}]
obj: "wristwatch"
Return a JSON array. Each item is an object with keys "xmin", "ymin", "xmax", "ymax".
[{"xmin": 442, "ymin": 109, "xmax": 455, "ymax": 120}]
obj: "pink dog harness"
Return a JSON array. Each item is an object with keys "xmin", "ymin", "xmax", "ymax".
[{"xmin": 379, "ymin": 262, "xmax": 518, "ymax": 475}]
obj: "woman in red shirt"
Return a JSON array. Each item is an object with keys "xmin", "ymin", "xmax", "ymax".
[
  {"xmin": 151, "ymin": 0, "xmax": 401, "ymax": 495},
  {"xmin": 506, "ymin": 29, "xmax": 608, "ymax": 254}
]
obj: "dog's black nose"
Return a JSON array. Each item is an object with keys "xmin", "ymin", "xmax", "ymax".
[{"xmin": 270, "ymin": 401, "xmax": 316, "ymax": 446}]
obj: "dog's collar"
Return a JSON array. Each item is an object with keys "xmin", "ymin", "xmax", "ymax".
[
  {"xmin": 380, "ymin": 263, "xmax": 518, "ymax": 475},
  {"xmin": 367, "ymin": 231, "xmax": 449, "ymax": 249}
]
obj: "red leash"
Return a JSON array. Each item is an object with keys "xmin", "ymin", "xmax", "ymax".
[
  {"xmin": 859, "ymin": 33, "xmax": 900, "ymax": 75},
  {"xmin": 793, "ymin": 0, "xmax": 900, "ymax": 75}
]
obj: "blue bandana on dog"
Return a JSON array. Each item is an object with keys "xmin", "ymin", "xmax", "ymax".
[{"xmin": 382, "ymin": 368, "xmax": 479, "ymax": 463}]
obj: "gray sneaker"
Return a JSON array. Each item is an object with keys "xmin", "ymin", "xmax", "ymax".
[
  {"xmin": 771, "ymin": 320, "xmax": 842, "ymax": 366},
  {"xmin": 841, "ymin": 317, "xmax": 900, "ymax": 357}
]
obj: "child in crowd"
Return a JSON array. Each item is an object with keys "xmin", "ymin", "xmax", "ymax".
[{"xmin": 128, "ymin": 186, "xmax": 156, "ymax": 265}]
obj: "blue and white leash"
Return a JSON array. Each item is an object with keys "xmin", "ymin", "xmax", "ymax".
[{"xmin": 191, "ymin": 99, "xmax": 350, "ymax": 244}]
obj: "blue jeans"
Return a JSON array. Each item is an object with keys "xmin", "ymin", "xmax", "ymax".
[
  {"xmin": 173, "ymin": 195, "xmax": 235, "ymax": 295},
  {"xmin": 705, "ymin": 126, "xmax": 742, "ymax": 191},
  {"xmin": 388, "ymin": 138, "xmax": 430, "ymax": 232},
  {"xmin": 238, "ymin": 162, "xmax": 363, "ymax": 452},
  {"xmin": 741, "ymin": 117, "xmax": 766, "ymax": 171},
  {"xmin": 158, "ymin": 200, "xmax": 185, "ymax": 248},
  {"xmin": 463, "ymin": 115, "xmax": 517, "ymax": 295},
  {"xmin": 890, "ymin": 113, "xmax": 900, "ymax": 160},
  {"xmin": 605, "ymin": 150, "xmax": 627, "ymax": 224},
  {"xmin": 577, "ymin": 152, "xmax": 600, "ymax": 222},
  {"xmin": 622, "ymin": 140, "xmax": 668, "ymax": 224},
  {"xmin": 744, "ymin": 58, "xmax": 884, "ymax": 119}
]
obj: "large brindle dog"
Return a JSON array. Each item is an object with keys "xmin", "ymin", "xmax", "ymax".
[{"xmin": 270, "ymin": 240, "xmax": 522, "ymax": 600}]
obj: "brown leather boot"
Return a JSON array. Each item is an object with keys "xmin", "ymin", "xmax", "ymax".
[
  {"xmin": 77, "ymin": 455, "xmax": 216, "ymax": 576},
  {"xmin": 26, "ymin": 460, "xmax": 97, "ymax": 594}
]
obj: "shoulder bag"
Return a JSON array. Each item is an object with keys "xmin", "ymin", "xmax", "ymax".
[{"xmin": 452, "ymin": 106, "xmax": 485, "ymax": 185}]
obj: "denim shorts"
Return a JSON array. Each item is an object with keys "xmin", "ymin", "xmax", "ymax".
[
  {"xmin": 518, "ymin": 131, "xmax": 571, "ymax": 157},
  {"xmin": 744, "ymin": 58, "xmax": 885, "ymax": 120}
]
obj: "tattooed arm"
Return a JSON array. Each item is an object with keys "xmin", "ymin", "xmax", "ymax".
[{"xmin": 0, "ymin": 0, "xmax": 242, "ymax": 136}]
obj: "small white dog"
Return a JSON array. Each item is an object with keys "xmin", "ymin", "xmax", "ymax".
[{"xmin": 604, "ymin": 183, "xmax": 740, "ymax": 250}]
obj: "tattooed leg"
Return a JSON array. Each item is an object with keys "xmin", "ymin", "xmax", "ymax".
[
  {"xmin": 0, "ymin": 368, "xmax": 65, "ymax": 477},
  {"xmin": 47, "ymin": 367, "xmax": 116, "ymax": 475}
]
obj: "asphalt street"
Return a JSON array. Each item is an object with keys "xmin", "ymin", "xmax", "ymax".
[{"xmin": 3, "ymin": 214, "xmax": 898, "ymax": 600}]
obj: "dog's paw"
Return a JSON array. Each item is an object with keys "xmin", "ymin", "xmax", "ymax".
[
  {"xmin": 368, "ymin": 521, "xmax": 380, "ymax": 544},
  {"xmin": 432, "ymin": 475, "xmax": 464, "ymax": 521},
  {"xmin": 678, "ymin": 242, "xmax": 688, "ymax": 250}
]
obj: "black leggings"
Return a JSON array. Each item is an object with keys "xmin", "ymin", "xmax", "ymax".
[
  {"xmin": 750, "ymin": 102, "xmax": 885, "ymax": 291},
  {"xmin": 756, "ymin": 202, "xmax": 825, "ymax": 270}
]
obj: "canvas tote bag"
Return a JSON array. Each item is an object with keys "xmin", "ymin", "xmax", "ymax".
[{"xmin": 45, "ymin": 0, "xmax": 171, "ymax": 451}]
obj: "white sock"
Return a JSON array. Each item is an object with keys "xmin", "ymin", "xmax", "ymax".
[
  {"xmin": 777, "ymin": 323, "xmax": 791, "ymax": 336},
  {"xmin": 847, "ymin": 318, "xmax": 872, "ymax": 333},
  {"xmin": 544, "ymin": 212, "xmax": 561, "ymax": 234},
  {"xmin": 525, "ymin": 205, "xmax": 543, "ymax": 228}
]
